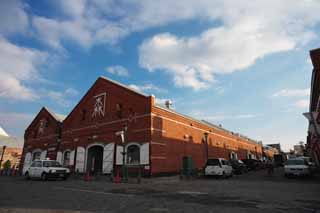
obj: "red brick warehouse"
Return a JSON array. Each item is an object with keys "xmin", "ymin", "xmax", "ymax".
[{"xmin": 21, "ymin": 76, "xmax": 263, "ymax": 175}]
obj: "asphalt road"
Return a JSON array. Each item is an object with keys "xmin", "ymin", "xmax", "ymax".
[{"xmin": 0, "ymin": 168, "xmax": 320, "ymax": 213}]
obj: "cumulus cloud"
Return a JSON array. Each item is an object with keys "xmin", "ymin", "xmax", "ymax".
[
  {"xmin": 273, "ymin": 88, "xmax": 310, "ymax": 97},
  {"xmin": 105, "ymin": 65, "xmax": 129, "ymax": 77},
  {"xmin": 0, "ymin": 37, "xmax": 47, "ymax": 101},
  {"xmin": 138, "ymin": 0, "xmax": 320, "ymax": 89}
]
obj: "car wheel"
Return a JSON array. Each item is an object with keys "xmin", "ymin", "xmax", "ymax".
[
  {"xmin": 41, "ymin": 172, "xmax": 48, "ymax": 181},
  {"xmin": 62, "ymin": 176, "xmax": 68, "ymax": 181},
  {"xmin": 25, "ymin": 172, "xmax": 30, "ymax": 180}
]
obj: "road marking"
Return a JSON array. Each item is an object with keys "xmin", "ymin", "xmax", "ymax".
[{"xmin": 53, "ymin": 187, "xmax": 134, "ymax": 198}]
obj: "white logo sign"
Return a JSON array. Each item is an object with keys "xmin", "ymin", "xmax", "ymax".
[
  {"xmin": 92, "ymin": 93, "xmax": 106, "ymax": 118},
  {"xmin": 38, "ymin": 119, "xmax": 46, "ymax": 135}
]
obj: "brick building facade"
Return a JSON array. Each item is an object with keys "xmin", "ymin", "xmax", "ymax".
[
  {"xmin": 304, "ymin": 48, "xmax": 320, "ymax": 167},
  {"xmin": 22, "ymin": 77, "xmax": 263, "ymax": 175}
]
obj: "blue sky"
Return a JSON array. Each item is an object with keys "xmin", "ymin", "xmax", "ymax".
[{"xmin": 1, "ymin": 0, "xmax": 320, "ymax": 151}]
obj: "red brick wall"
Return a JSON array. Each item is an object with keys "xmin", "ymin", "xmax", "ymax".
[
  {"xmin": 151, "ymin": 105, "xmax": 263, "ymax": 174},
  {"xmin": 61, "ymin": 77, "xmax": 152, "ymax": 166},
  {"xmin": 21, "ymin": 108, "xmax": 61, "ymax": 169}
]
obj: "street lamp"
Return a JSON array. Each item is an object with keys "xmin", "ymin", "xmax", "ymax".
[
  {"xmin": 0, "ymin": 145, "xmax": 7, "ymax": 169},
  {"xmin": 115, "ymin": 123, "xmax": 128, "ymax": 182}
]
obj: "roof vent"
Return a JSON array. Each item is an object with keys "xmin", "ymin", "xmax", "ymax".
[{"xmin": 165, "ymin": 100, "xmax": 172, "ymax": 109}]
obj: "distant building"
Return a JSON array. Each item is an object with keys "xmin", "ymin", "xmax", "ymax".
[
  {"xmin": 293, "ymin": 144, "xmax": 305, "ymax": 156},
  {"xmin": 263, "ymin": 145, "xmax": 279, "ymax": 160},
  {"xmin": 266, "ymin": 143, "xmax": 282, "ymax": 153},
  {"xmin": 0, "ymin": 127, "xmax": 23, "ymax": 169}
]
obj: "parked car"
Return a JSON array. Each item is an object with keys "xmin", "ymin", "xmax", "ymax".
[
  {"xmin": 230, "ymin": 160, "xmax": 248, "ymax": 174},
  {"xmin": 204, "ymin": 158, "xmax": 233, "ymax": 178},
  {"xmin": 241, "ymin": 159, "xmax": 260, "ymax": 171},
  {"xmin": 284, "ymin": 158, "xmax": 312, "ymax": 177},
  {"xmin": 297, "ymin": 156, "xmax": 317, "ymax": 174},
  {"xmin": 25, "ymin": 160, "xmax": 70, "ymax": 180}
]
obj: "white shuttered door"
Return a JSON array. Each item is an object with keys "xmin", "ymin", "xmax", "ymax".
[
  {"xmin": 40, "ymin": 150, "xmax": 47, "ymax": 160},
  {"xmin": 115, "ymin": 145, "xmax": 123, "ymax": 165},
  {"xmin": 140, "ymin": 143, "xmax": 149, "ymax": 165},
  {"xmin": 69, "ymin": 150, "xmax": 75, "ymax": 166},
  {"xmin": 56, "ymin": 151, "xmax": 62, "ymax": 164},
  {"xmin": 103, "ymin": 143, "xmax": 114, "ymax": 174},
  {"xmin": 23, "ymin": 152, "xmax": 32, "ymax": 173},
  {"xmin": 75, "ymin": 147, "xmax": 85, "ymax": 173}
]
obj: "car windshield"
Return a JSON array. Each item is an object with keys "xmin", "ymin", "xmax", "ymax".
[
  {"xmin": 206, "ymin": 159, "xmax": 220, "ymax": 166},
  {"xmin": 286, "ymin": 160, "xmax": 306, "ymax": 165},
  {"xmin": 43, "ymin": 161, "xmax": 61, "ymax": 167}
]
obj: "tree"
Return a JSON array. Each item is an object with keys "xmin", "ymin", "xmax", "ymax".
[{"xmin": 3, "ymin": 160, "xmax": 11, "ymax": 170}]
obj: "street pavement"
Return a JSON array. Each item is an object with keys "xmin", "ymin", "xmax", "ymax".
[{"xmin": 0, "ymin": 168, "xmax": 320, "ymax": 213}]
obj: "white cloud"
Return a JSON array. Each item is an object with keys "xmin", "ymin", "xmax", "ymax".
[
  {"xmin": 24, "ymin": 0, "xmax": 320, "ymax": 62},
  {"xmin": 294, "ymin": 99, "xmax": 309, "ymax": 108},
  {"xmin": 129, "ymin": 83, "xmax": 167, "ymax": 93},
  {"xmin": 0, "ymin": 112, "xmax": 34, "ymax": 137},
  {"xmin": 44, "ymin": 88, "xmax": 79, "ymax": 107},
  {"xmin": 0, "ymin": 0, "xmax": 28, "ymax": 35},
  {"xmin": 273, "ymin": 88, "xmax": 310, "ymax": 97},
  {"xmin": 0, "ymin": 37, "xmax": 47, "ymax": 101},
  {"xmin": 32, "ymin": 16, "xmax": 92, "ymax": 50},
  {"xmin": 138, "ymin": 0, "xmax": 320, "ymax": 89},
  {"xmin": 106, "ymin": 65, "xmax": 129, "ymax": 77}
]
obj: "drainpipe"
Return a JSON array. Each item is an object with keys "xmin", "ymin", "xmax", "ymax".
[{"xmin": 204, "ymin": 132, "xmax": 209, "ymax": 162}]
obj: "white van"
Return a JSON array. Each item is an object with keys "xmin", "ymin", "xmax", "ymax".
[
  {"xmin": 284, "ymin": 158, "xmax": 311, "ymax": 177},
  {"xmin": 204, "ymin": 158, "xmax": 233, "ymax": 178}
]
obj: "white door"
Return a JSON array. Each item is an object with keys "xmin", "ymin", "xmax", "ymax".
[
  {"xmin": 115, "ymin": 145, "xmax": 123, "ymax": 165},
  {"xmin": 69, "ymin": 150, "xmax": 75, "ymax": 166},
  {"xmin": 40, "ymin": 151, "xmax": 47, "ymax": 160},
  {"xmin": 23, "ymin": 152, "xmax": 32, "ymax": 174},
  {"xmin": 140, "ymin": 143, "xmax": 149, "ymax": 165},
  {"xmin": 103, "ymin": 143, "xmax": 114, "ymax": 174},
  {"xmin": 56, "ymin": 151, "xmax": 63, "ymax": 164},
  {"xmin": 75, "ymin": 147, "xmax": 85, "ymax": 173}
]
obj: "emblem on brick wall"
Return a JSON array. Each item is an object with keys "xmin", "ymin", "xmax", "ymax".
[
  {"xmin": 92, "ymin": 93, "xmax": 106, "ymax": 118},
  {"xmin": 38, "ymin": 119, "xmax": 46, "ymax": 135}
]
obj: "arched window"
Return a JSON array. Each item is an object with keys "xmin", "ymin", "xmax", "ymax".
[
  {"xmin": 126, "ymin": 144, "xmax": 140, "ymax": 165},
  {"xmin": 230, "ymin": 152, "xmax": 237, "ymax": 160},
  {"xmin": 63, "ymin": 151, "xmax": 71, "ymax": 166},
  {"xmin": 32, "ymin": 151, "xmax": 41, "ymax": 161}
]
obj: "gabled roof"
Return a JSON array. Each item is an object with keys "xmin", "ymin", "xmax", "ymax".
[
  {"xmin": 62, "ymin": 76, "xmax": 150, "ymax": 123},
  {"xmin": 99, "ymin": 76, "xmax": 148, "ymax": 97},
  {"xmin": 25, "ymin": 107, "xmax": 64, "ymax": 132},
  {"xmin": 44, "ymin": 107, "xmax": 66, "ymax": 122}
]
